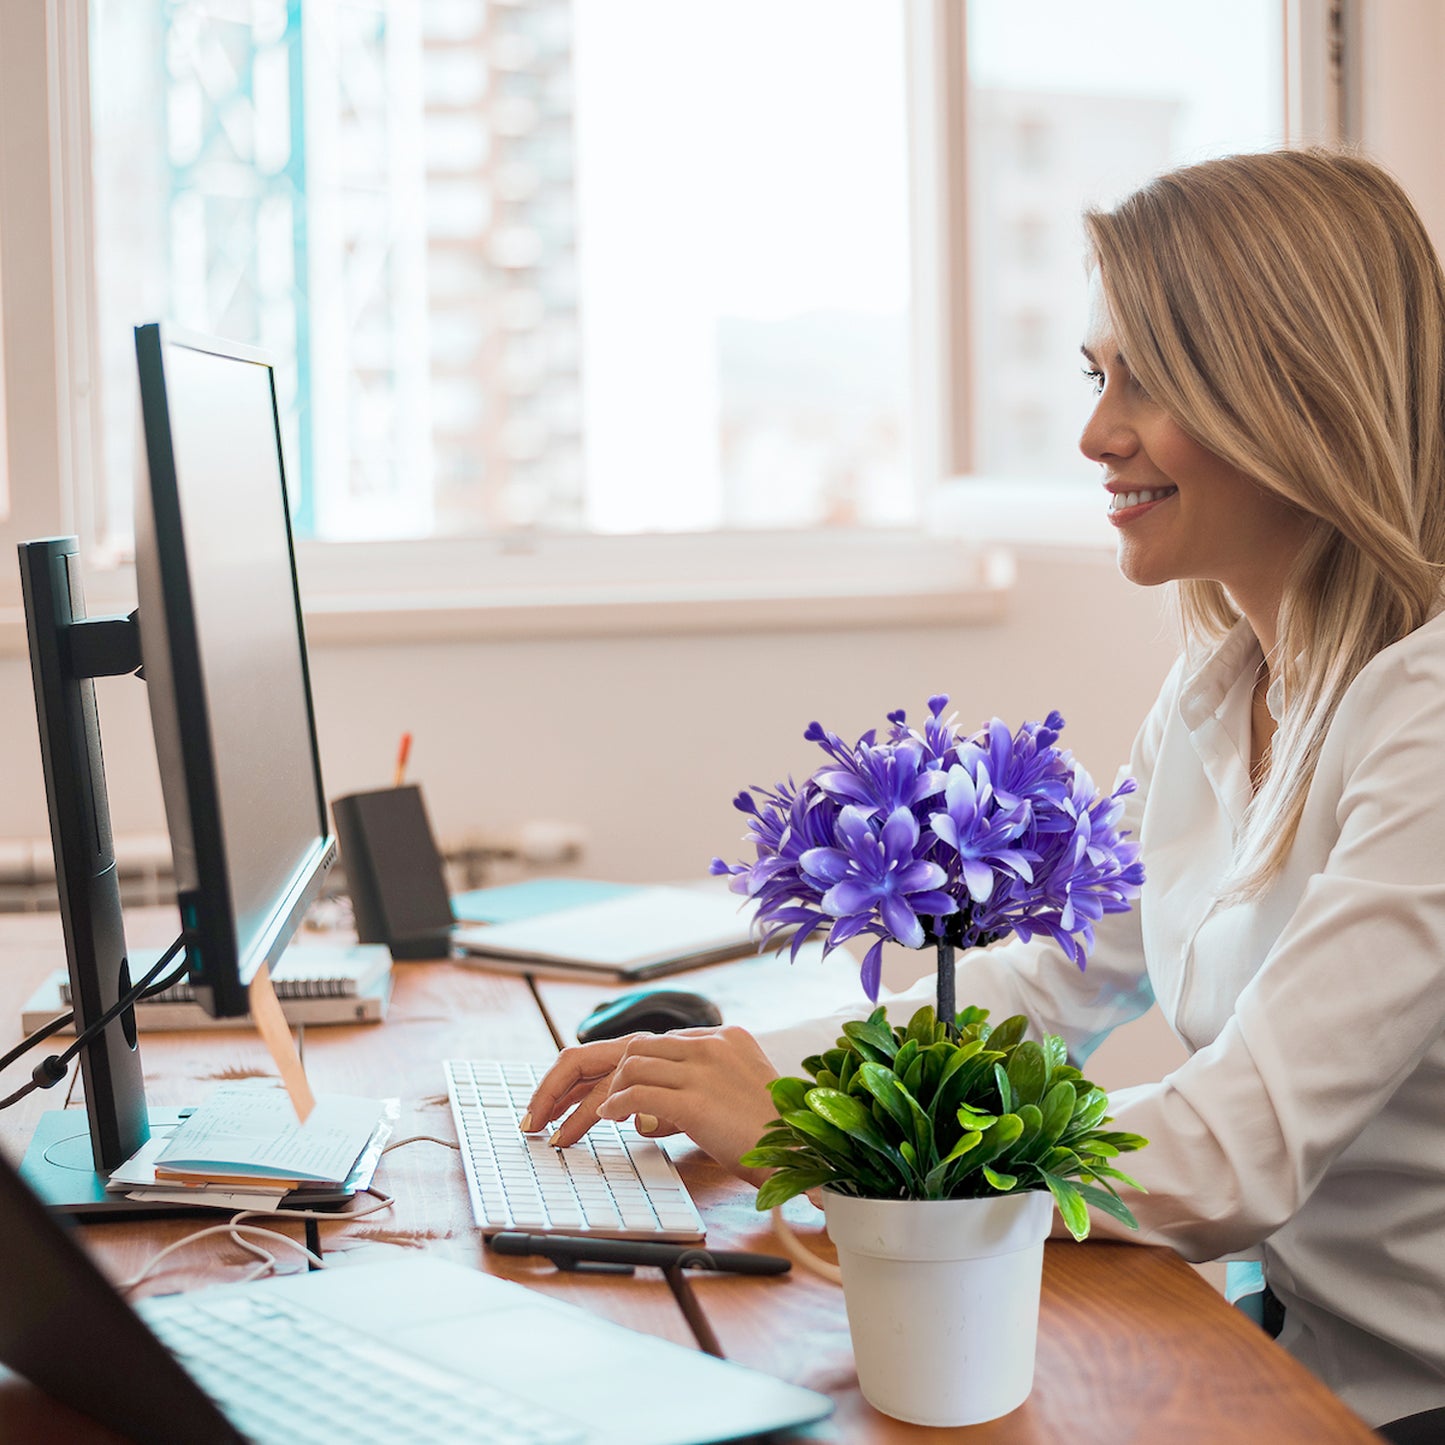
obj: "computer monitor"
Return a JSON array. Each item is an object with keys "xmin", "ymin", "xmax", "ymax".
[{"xmin": 16, "ymin": 324, "xmax": 335, "ymax": 1212}]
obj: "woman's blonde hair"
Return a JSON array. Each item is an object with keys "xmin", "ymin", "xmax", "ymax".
[{"xmin": 1084, "ymin": 148, "xmax": 1445, "ymax": 896}]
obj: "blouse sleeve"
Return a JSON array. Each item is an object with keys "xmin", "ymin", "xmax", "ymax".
[{"xmin": 1089, "ymin": 645, "xmax": 1445, "ymax": 1261}]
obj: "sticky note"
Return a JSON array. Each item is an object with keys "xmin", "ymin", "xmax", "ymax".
[{"xmin": 248, "ymin": 964, "xmax": 316, "ymax": 1123}]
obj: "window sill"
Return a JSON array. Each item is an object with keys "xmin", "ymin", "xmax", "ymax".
[
  {"xmin": 928, "ymin": 476, "xmax": 1114, "ymax": 551},
  {"xmin": 0, "ymin": 529, "xmax": 1016, "ymax": 652}
]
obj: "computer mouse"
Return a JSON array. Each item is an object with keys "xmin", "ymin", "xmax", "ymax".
[{"xmin": 575, "ymin": 989, "xmax": 723, "ymax": 1044}]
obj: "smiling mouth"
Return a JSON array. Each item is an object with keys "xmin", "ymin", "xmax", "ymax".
[{"xmin": 1108, "ymin": 486, "xmax": 1178, "ymax": 514}]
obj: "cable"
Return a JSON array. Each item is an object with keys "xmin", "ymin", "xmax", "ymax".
[
  {"xmin": 117, "ymin": 1222, "xmax": 328, "ymax": 1292},
  {"xmin": 0, "ymin": 935, "xmax": 187, "ymax": 1111},
  {"xmin": 381, "ymin": 1134, "xmax": 460, "ymax": 1154},
  {"xmin": 116, "ymin": 1185, "xmax": 397, "ymax": 1294}
]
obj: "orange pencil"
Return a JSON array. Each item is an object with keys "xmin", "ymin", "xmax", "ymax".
[{"xmin": 393, "ymin": 732, "xmax": 412, "ymax": 788}]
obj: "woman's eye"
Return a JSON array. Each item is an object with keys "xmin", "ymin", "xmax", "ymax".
[{"xmin": 1081, "ymin": 367, "xmax": 1105, "ymax": 396}]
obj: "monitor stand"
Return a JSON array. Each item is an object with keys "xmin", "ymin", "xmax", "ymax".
[
  {"xmin": 18, "ymin": 539, "xmax": 189, "ymax": 1219},
  {"xmin": 19, "ymin": 1107, "xmax": 197, "ymax": 1219}
]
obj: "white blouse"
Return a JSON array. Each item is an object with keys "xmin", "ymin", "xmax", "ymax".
[{"xmin": 756, "ymin": 614, "xmax": 1445, "ymax": 1428}]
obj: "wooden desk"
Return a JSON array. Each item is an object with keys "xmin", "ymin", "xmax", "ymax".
[{"xmin": 0, "ymin": 921, "xmax": 1379, "ymax": 1443}]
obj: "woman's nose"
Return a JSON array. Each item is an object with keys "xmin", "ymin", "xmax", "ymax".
[{"xmin": 1079, "ymin": 392, "xmax": 1136, "ymax": 465}]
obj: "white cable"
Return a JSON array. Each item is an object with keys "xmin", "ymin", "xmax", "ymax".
[
  {"xmin": 381, "ymin": 1134, "xmax": 460, "ymax": 1154},
  {"xmin": 115, "ymin": 1136, "xmax": 461, "ymax": 1296},
  {"xmin": 118, "ymin": 1223, "xmax": 326, "ymax": 1293},
  {"xmin": 116, "ymin": 1186, "xmax": 394, "ymax": 1294}
]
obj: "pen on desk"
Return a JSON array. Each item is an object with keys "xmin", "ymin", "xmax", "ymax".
[
  {"xmin": 392, "ymin": 731, "xmax": 412, "ymax": 788},
  {"xmin": 487, "ymin": 1231, "xmax": 791, "ymax": 1276},
  {"xmin": 664, "ymin": 1264, "xmax": 725, "ymax": 1359}
]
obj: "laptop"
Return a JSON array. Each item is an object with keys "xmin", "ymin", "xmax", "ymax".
[{"xmin": 0, "ymin": 1148, "xmax": 832, "ymax": 1444}]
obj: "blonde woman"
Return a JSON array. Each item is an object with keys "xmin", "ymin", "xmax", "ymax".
[{"xmin": 525, "ymin": 149, "xmax": 1445, "ymax": 1437}]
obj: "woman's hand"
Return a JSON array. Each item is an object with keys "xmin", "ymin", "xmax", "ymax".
[{"xmin": 523, "ymin": 1026, "xmax": 781, "ymax": 1184}]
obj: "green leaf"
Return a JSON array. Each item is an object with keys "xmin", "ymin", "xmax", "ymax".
[
  {"xmin": 1043, "ymin": 1033, "xmax": 1070, "ymax": 1075},
  {"xmin": 982, "ymin": 1165, "xmax": 1018, "ymax": 1191},
  {"xmin": 739, "ymin": 1145, "xmax": 811, "ymax": 1170},
  {"xmin": 892, "ymin": 1038, "xmax": 921, "ymax": 1083},
  {"xmin": 924, "ymin": 1128, "xmax": 982, "ymax": 1195},
  {"xmin": 1006, "ymin": 1040, "xmax": 1048, "ymax": 1106},
  {"xmin": 994, "ymin": 1062, "xmax": 1015, "ymax": 1115},
  {"xmin": 1038, "ymin": 1079, "xmax": 1078, "ymax": 1148},
  {"xmin": 854, "ymin": 1062, "xmax": 913, "ymax": 1136},
  {"xmin": 1012, "ymin": 1103, "xmax": 1048, "ymax": 1163},
  {"xmin": 767, "ymin": 1077, "xmax": 809, "ymax": 1114},
  {"xmin": 940, "ymin": 1128, "xmax": 983, "ymax": 1164},
  {"xmin": 970, "ymin": 1113, "xmax": 1025, "ymax": 1171},
  {"xmin": 781, "ymin": 1109, "xmax": 856, "ymax": 1159},
  {"xmin": 1094, "ymin": 1130, "xmax": 1150, "ymax": 1154},
  {"xmin": 1074, "ymin": 1182, "xmax": 1141, "ymax": 1232},
  {"xmin": 983, "ymin": 1014, "xmax": 1028, "ymax": 1053},
  {"xmin": 905, "ymin": 1006, "xmax": 937, "ymax": 1046},
  {"xmin": 930, "ymin": 1041, "xmax": 991, "ymax": 1133},
  {"xmin": 841, "ymin": 1017, "xmax": 898, "ymax": 1064},
  {"xmin": 803, "ymin": 1088, "xmax": 909, "ymax": 1182},
  {"xmin": 1064, "ymin": 1087, "xmax": 1110, "ymax": 1137},
  {"xmin": 956, "ymin": 1004, "xmax": 991, "ymax": 1033},
  {"xmin": 1040, "ymin": 1146, "xmax": 1083, "ymax": 1175},
  {"xmin": 813, "ymin": 1070, "xmax": 840, "ymax": 1091},
  {"xmin": 916, "ymin": 1042, "xmax": 949, "ymax": 1103},
  {"xmin": 1042, "ymin": 1171, "xmax": 1091, "ymax": 1241},
  {"xmin": 1088, "ymin": 1163, "xmax": 1147, "ymax": 1193},
  {"xmin": 754, "ymin": 1166, "xmax": 837, "ymax": 1212},
  {"xmin": 955, "ymin": 1105, "xmax": 998, "ymax": 1131}
]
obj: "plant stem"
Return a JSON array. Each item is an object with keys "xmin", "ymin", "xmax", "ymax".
[{"xmin": 936, "ymin": 939, "xmax": 956, "ymax": 1036}]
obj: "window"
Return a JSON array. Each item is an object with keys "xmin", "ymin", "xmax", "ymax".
[
  {"xmin": 87, "ymin": 0, "xmax": 913, "ymax": 550},
  {"xmin": 2, "ymin": 2, "xmax": 1373, "ymax": 627},
  {"xmin": 963, "ymin": 0, "xmax": 1285, "ymax": 492}
]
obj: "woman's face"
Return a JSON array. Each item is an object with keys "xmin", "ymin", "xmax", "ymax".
[{"xmin": 1078, "ymin": 270, "xmax": 1310, "ymax": 630}]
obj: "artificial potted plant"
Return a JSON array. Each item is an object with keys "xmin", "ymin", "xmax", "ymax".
[{"xmin": 712, "ymin": 698, "xmax": 1148, "ymax": 1427}]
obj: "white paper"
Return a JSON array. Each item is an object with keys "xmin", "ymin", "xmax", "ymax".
[{"xmin": 154, "ymin": 1081, "xmax": 384, "ymax": 1183}]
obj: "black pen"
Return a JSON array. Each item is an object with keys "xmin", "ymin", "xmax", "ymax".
[{"xmin": 487, "ymin": 1231, "xmax": 791, "ymax": 1276}]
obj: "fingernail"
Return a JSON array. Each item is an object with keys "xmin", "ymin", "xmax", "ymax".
[
  {"xmin": 636, "ymin": 1114, "xmax": 658, "ymax": 1135},
  {"xmin": 519, "ymin": 1112, "xmax": 534, "ymax": 1131}
]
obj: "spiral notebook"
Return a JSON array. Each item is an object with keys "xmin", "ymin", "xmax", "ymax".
[{"xmin": 21, "ymin": 943, "xmax": 392, "ymax": 1032}]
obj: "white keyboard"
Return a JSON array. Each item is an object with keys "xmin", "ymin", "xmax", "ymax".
[{"xmin": 445, "ymin": 1060, "xmax": 705, "ymax": 1240}]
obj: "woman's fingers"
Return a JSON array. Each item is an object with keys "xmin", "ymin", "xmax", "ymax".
[
  {"xmin": 521, "ymin": 1026, "xmax": 782, "ymax": 1182},
  {"xmin": 523, "ymin": 1037, "xmax": 634, "ymax": 1131}
]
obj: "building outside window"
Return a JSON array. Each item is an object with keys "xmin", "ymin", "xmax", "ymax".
[{"xmin": 3, "ymin": 1, "xmax": 1303, "ymax": 594}]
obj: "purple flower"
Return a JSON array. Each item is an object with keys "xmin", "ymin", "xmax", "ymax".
[
  {"xmin": 801, "ymin": 805, "xmax": 957, "ymax": 949},
  {"xmin": 715, "ymin": 697, "xmax": 1144, "ymax": 1003}
]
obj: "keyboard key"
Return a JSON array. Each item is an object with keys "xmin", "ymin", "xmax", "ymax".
[{"xmin": 445, "ymin": 1060, "xmax": 704, "ymax": 1240}]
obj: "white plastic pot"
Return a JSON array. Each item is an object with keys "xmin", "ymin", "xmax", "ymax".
[{"xmin": 822, "ymin": 1188, "xmax": 1054, "ymax": 1427}]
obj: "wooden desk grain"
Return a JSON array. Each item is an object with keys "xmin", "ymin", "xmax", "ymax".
[{"xmin": 0, "ymin": 920, "xmax": 1381, "ymax": 1442}]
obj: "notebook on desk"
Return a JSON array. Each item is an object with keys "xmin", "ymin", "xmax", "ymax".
[
  {"xmin": 453, "ymin": 884, "xmax": 759, "ymax": 981},
  {"xmin": 0, "ymin": 1146, "xmax": 832, "ymax": 1444}
]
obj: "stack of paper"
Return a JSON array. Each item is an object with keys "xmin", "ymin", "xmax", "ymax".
[{"xmin": 108, "ymin": 1081, "xmax": 392, "ymax": 1211}]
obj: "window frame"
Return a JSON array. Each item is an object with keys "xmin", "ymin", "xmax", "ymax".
[{"xmin": 0, "ymin": 0, "xmax": 1368, "ymax": 646}]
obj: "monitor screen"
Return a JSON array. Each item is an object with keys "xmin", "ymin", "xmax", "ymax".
[{"xmin": 134, "ymin": 324, "xmax": 335, "ymax": 1017}]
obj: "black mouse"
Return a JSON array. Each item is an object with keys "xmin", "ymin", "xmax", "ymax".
[{"xmin": 575, "ymin": 989, "xmax": 723, "ymax": 1043}]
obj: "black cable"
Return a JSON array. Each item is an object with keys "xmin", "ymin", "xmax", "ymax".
[{"xmin": 0, "ymin": 935, "xmax": 187, "ymax": 1111}]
